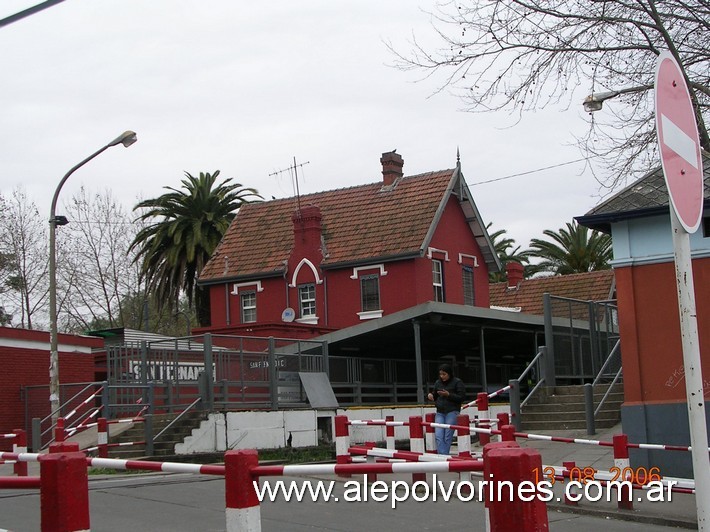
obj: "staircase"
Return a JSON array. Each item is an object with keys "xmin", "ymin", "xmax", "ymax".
[
  {"xmin": 108, "ymin": 411, "xmax": 208, "ymax": 459},
  {"xmin": 520, "ymin": 383, "xmax": 623, "ymax": 432}
]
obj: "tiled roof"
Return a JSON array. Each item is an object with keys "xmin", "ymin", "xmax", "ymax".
[
  {"xmin": 488, "ymin": 270, "xmax": 615, "ymax": 316},
  {"xmin": 199, "ymin": 170, "xmax": 456, "ymax": 282},
  {"xmin": 577, "ymin": 154, "xmax": 710, "ymax": 231}
]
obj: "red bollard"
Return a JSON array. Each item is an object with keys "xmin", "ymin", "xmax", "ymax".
[
  {"xmin": 98, "ymin": 418, "xmax": 109, "ymax": 458},
  {"xmin": 482, "ymin": 440, "xmax": 521, "ymax": 531},
  {"xmin": 456, "ymin": 414, "xmax": 471, "ymax": 458},
  {"xmin": 500, "ymin": 424, "xmax": 516, "ymax": 442},
  {"xmin": 477, "ymin": 393, "xmax": 490, "ymax": 446},
  {"xmin": 409, "ymin": 416, "xmax": 426, "ymax": 483},
  {"xmin": 424, "ymin": 412, "xmax": 436, "ymax": 453},
  {"xmin": 497, "ymin": 412, "xmax": 510, "ymax": 431},
  {"xmin": 225, "ymin": 449, "xmax": 261, "ymax": 532},
  {"xmin": 334, "ymin": 416, "xmax": 350, "ymax": 465},
  {"xmin": 563, "ymin": 461, "xmax": 579, "ymax": 506},
  {"xmin": 54, "ymin": 418, "xmax": 66, "ymax": 443},
  {"xmin": 613, "ymin": 434, "xmax": 633, "ymax": 510},
  {"xmin": 385, "ymin": 415, "xmax": 395, "ymax": 450},
  {"xmin": 485, "ymin": 445, "xmax": 549, "ymax": 531},
  {"xmin": 39, "ymin": 451, "xmax": 90, "ymax": 532},
  {"xmin": 12, "ymin": 429, "xmax": 28, "ymax": 477}
]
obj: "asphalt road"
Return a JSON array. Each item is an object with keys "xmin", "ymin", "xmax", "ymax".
[{"xmin": 0, "ymin": 472, "xmax": 691, "ymax": 531}]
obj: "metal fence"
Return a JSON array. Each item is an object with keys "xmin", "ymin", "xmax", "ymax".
[{"xmin": 543, "ymin": 294, "xmax": 620, "ymax": 384}]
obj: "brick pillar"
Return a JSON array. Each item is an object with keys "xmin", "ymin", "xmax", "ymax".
[{"xmin": 39, "ymin": 451, "xmax": 90, "ymax": 532}]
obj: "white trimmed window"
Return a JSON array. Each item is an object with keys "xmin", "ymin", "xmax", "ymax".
[
  {"xmin": 360, "ymin": 274, "xmax": 381, "ymax": 312},
  {"xmin": 298, "ymin": 284, "xmax": 316, "ymax": 318},
  {"xmin": 432, "ymin": 259, "xmax": 445, "ymax": 302},
  {"xmin": 240, "ymin": 291, "xmax": 256, "ymax": 323}
]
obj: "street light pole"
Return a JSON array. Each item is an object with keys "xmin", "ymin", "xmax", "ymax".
[
  {"xmin": 582, "ymin": 84, "xmax": 653, "ymax": 113},
  {"xmin": 48, "ymin": 130, "xmax": 137, "ymax": 423}
]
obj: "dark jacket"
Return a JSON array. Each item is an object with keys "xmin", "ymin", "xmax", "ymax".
[{"xmin": 431, "ymin": 377, "xmax": 466, "ymax": 414}]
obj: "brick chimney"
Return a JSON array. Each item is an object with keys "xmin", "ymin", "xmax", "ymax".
[
  {"xmin": 506, "ymin": 262, "xmax": 524, "ymax": 289},
  {"xmin": 292, "ymin": 204, "xmax": 322, "ymax": 247},
  {"xmin": 380, "ymin": 151, "xmax": 404, "ymax": 186}
]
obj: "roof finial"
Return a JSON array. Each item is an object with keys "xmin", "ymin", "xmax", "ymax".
[{"xmin": 456, "ymin": 146, "xmax": 461, "ymax": 165}]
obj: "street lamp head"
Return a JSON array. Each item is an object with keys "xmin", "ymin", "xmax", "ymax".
[
  {"xmin": 583, "ymin": 91, "xmax": 620, "ymax": 113},
  {"xmin": 108, "ymin": 130, "xmax": 138, "ymax": 148}
]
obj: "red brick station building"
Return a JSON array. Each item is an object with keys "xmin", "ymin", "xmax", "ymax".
[{"xmin": 197, "ymin": 150, "xmax": 498, "ymax": 337}]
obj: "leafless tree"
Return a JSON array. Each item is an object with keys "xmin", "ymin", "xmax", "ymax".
[
  {"xmin": 57, "ymin": 187, "xmax": 142, "ymax": 331},
  {"xmin": 0, "ymin": 187, "xmax": 49, "ymax": 328},
  {"xmin": 391, "ymin": 0, "xmax": 710, "ymax": 190}
]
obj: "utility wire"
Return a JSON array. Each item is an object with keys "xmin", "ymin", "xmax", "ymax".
[{"xmin": 470, "ymin": 157, "xmax": 590, "ymax": 186}]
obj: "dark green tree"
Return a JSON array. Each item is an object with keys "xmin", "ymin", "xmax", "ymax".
[
  {"xmin": 526, "ymin": 221, "xmax": 612, "ymax": 275},
  {"xmin": 129, "ymin": 171, "xmax": 261, "ymax": 325},
  {"xmin": 486, "ymin": 223, "xmax": 530, "ymax": 282}
]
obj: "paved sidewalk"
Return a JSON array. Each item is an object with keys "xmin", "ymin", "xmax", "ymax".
[{"xmin": 509, "ymin": 422, "xmax": 698, "ymax": 529}]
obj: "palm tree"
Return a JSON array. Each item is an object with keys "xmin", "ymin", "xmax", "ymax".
[
  {"xmin": 525, "ymin": 220, "xmax": 612, "ymax": 275},
  {"xmin": 486, "ymin": 223, "xmax": 530, "ymax": 282},
  {"xmin": 130, "ymin": 171, "xmax": 261, "ymax": 325}
]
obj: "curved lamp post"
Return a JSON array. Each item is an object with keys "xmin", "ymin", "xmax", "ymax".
[
  {"xmin": 48, "ymin": 130, "xmax": 137, "ymax": 423},
  {"xmin": 582, "ymin": 84, "xmax": 652, "ymax": 113}
]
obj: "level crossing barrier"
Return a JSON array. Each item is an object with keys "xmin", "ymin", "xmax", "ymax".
[{"xmin": 0, "ymin": 438, "xmax": 546, "ymax": 531}]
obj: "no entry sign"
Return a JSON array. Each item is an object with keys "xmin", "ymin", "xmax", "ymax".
[{"xmin": 655, "ymin": 52, "xmax": 704, "ymax": 233}]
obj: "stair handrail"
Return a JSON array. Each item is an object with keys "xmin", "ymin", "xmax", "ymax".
[
  {"xmin": 592, "ymin": 338, "xmax": 621, "ymax": 387},
  {"xmin": 152, "ymin": 397, "xmax": 202, "ymax": 443},
  {"xmin": 520, "ymin": 377, "xmax": 545, "ymax": 408},
  {"xmin": 517, "ymin": 348, "xmax": 544, "ymax": 385},
  {"xmin": 594, "ymin": 366, "xmax": 623, "ymax": 417},
  {"xmin": 509, "ymin": 346, "xmax": 546, "ymax": 429}
]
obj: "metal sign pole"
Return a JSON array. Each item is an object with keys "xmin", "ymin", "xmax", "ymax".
[{"xmin": 670, "ymin": 208, "xmax": 710, "ymax": 528}]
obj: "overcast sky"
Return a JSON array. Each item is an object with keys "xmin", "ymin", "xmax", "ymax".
[{"xmin": 1, "ymin": 1, "xmax": 607, "ymax": 250}]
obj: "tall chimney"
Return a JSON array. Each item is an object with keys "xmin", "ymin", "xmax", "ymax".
[
  {"xmin": 506, "ymin": 262, "xmax": 524, "ymax": 289},
  {"xmin": 292, "ymin": 204, "xmax": 322, "ymax": 245},
  {"xmin": 380, "ymin": 151, "xmax": 404, "ymax": 186}
]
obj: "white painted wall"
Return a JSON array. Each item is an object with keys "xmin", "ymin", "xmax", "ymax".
[{"xmin": 174, "ymin": 404, "xmax": 511, "ymax": 454}]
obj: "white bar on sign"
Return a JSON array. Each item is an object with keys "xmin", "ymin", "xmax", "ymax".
[{"xmin": 661, "ymin": 114, "xmax": 699, "ymax": 169}]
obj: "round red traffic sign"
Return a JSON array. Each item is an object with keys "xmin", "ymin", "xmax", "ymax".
[{"xmin": 655, "ymin": 52, "xmax": 704, "ymax": 233}]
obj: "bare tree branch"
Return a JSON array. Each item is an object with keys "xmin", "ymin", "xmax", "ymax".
[{"xmin": 390, "ymin": 0, "xmax": 710, "ymax": 189}]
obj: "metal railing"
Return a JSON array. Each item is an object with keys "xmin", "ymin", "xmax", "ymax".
[
  {"xmin": 508, "ymin": 346, "xmax": 547, "ymax": 430},
  {"xmin": 584, "ymin": 338, "xmax": 624, "ymax": 435}
]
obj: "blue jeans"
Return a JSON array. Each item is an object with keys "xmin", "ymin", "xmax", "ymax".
[{"xmin": 435, "ymin": 411, "xmax": 459, "ymax": 455}]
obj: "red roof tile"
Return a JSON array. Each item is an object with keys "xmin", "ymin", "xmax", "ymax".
[
  {"xmin": 488, "ymin": 270, "xmax": 616, "ymax": 315},
  {"xmin": 199, "ymin": 170, "xmax": 456, "ymax": 282}
]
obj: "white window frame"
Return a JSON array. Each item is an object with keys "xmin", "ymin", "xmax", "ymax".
[
  {"xmin": 240, "ymin": 291, "xmax": 257, "ymax": 323},
  {"xmin": 298, "ymin": 283, "xmax": 317, "ymax": 318}
]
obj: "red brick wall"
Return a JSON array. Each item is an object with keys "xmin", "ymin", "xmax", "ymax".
[
  {"xmin": 0, "ymin": 328, "xmax": 99, "ymax": 438},
  {"xmin": 615, "ymin": 257, "xmax": 710, "ymax": 404}
]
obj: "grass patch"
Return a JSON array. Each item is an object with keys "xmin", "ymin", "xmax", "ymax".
[
  {"xmin": 257, "ymin": 445, "xmax": 334, "ymax": 464},
  {"xmin": 88, "ymin": 467, "xmax": 152, "ymax": 476}
]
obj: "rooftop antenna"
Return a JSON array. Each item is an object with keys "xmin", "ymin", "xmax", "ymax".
[{"xmin": 269, "ymin": 157, "xmax": 310, "ymax": 214}]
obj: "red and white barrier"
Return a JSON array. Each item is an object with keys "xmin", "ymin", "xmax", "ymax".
[
  {"xmin": 385, "ymin": 415, "xmax": 395, "ymax": 450},
  {"xmin": 334, "ymin": 415, "xmax": 350, "ymax": 465},
  {"xmin": 424, "ymin": 412, "xmax": 436, "ymax": 453}
]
